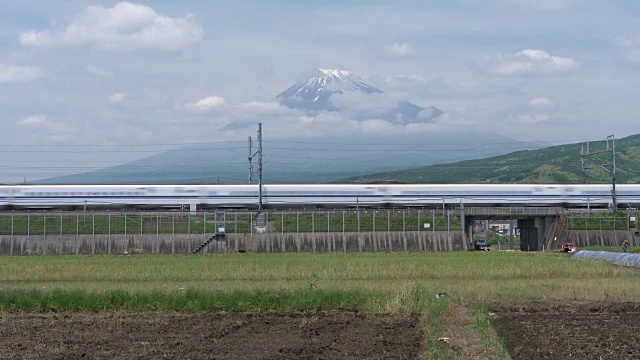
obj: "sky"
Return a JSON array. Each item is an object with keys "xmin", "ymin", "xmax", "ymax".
[{"xmin": 1, "ymin": 0, "xmax": 639, "ymax": 182}]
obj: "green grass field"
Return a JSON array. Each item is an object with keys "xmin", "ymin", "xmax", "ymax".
[
  {"xmin": 1, "ymin": 252, "xmax": 637, "ymax": 299},
  {"xmin": 0, "ymin": 252, "xmax": 636, "ymax": 359}
]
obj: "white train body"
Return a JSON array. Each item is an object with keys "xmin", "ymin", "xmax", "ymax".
[{"xmin": 0, "ymin": 184, "xmax": 636, "ymax": 209}]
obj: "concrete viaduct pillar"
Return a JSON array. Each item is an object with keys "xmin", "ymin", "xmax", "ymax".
[{"xmin": 518, "ymin": 215, "xmax": 556, "ymax": 251}]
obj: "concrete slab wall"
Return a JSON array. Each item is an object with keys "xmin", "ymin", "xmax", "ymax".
[
  {"xmin": 0, "ymin": 231, "xmax": 468, "ymax": 255},
  {"xmin": 570, "ymin": 230, "xmax": 640, "ymax": 248}
]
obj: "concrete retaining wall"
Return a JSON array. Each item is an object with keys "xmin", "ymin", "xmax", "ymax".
[
  {"xmin": 0, "ymin": 231, "xmax": 467, "ymax": 255},
  {"xmin": 569, "ymin": 230, "xmax": 640, "ymax": 248}
]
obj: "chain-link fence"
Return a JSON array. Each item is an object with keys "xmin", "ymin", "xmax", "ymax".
[
  {"xmin": 494, "ymin": 238, "xmax": 521, "ymax": 251},
  {"xmin": 0, "ymin": 208, "xmax": 463, "ymax": 237},
  {"xmin": 567, "ymin": 211, "xmax": 639, "ymax": 231}
]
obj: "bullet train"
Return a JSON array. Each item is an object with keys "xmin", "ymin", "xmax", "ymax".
[{"xmin": 0, "ymin": 184, "xmax": 637, "ymax": 210}]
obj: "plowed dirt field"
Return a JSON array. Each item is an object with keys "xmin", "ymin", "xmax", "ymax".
[
  {"xmin": 491, "ymin": 301, "xmax": 640, "ymax": 360},
  {"xmin": 0, "ymin": 311, "xmax": 422, "ymax": 359}
]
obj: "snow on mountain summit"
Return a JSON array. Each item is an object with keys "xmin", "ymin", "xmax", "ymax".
[
  {"xmin": 317, "ymin": 68, "xmax": 352, "ymax": 77},
  {"xmin": 276, "ymin": 67, "xmax": 444, "ymax": 124},
  {"xmin": 277, "ymin": 68, "xmax": 382, "ymax": 110}
]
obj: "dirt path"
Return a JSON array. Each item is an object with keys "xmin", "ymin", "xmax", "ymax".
[
  {"xmin": 0, "ymin": 311, "xmax": 422, "ymax": 359},
  {"xmin": 443, "ymin": 301, "xmax": 508, "ymax": 360},
  {"xmin": 491, "ymin": 301, "xmax": 640, "ymax": 360}
]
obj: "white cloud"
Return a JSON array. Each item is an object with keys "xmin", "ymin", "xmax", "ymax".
[
  {"xmin": 184, "ymin": 96, "xmax": 226, "ymax": 113},
  {"xmin": 329, "ymin": 92, "xmax": 399, "ymax": 115},
  {"xmin": 0, "ymin": 63, "xmax": 44, "ymax": 84},
  {"xmin": 528, "ymin": 97, "xmax": 554, "ymax": 108},
  {"xmin": 489, "ymin": 49, "xmax": 581, "ymax": 76},
  {"xmin": 418, "ymin": 107, "xmax": 442, "ymax": 120},
  {"xmin": 18, "ymin": 115, "xmax": 79, "ymax": 141},
  {"xmin": 613, "ymin": 37, "xmax": 640, "ymax": 65},
  {"xmin": 385, "ymin": 42, "xmax": 415, "ymax": 57},
  {"xmin": 236, "ymin": 101, "xmax": 294, "ymax": 116},
  {"xmin": 109, "ymin": 93, "xmax": 126, "ymax": 104},
  {"xmin": 383, "ymin": 74, "xmax": 518, "ymax": 98},
  {"xmin": 506, "ymin": 98, "xmax": 566, "ymax": 125},
  {"xmin": 511, "ymin": 113, "xmax": 553, "ymax": 124},
  {"xmin": 20, "ymin": 2, "xmax": 203, "ymax": 51},
  {"xmin": 85, "ymin": 66, "xmax": 113, "ymax": 78},
  {"xmin": 18, "ymin": 115, "xmax": 48, "ymax": 127},
  {"xmin": 384, "ymin": 74, "xmax": 427, "ymax": 87},
  {"xmin": 508, "ymin": 0, "xmax": 580, "ymax": 10}
]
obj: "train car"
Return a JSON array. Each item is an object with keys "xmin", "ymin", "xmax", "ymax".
[{"xmin": 0, "ymin": 183, "xmax": 637, "ymax": 210}]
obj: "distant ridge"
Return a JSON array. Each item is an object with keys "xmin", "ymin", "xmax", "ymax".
[
  {"xmin": 35, "ymin": 133, "xmax": 544, "ymax": 185},
  {"xmin": 339, "ymin": 134, "xmax": 640, "ymax": 184}
]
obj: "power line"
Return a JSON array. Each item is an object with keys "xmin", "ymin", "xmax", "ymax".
[
  {"xmin": 0, "ymin": 140, "xmax": 248, "ymax": 147},
  {"xmin": 0, "ymin": 135, "xmax": 619, "ymax": 148}
]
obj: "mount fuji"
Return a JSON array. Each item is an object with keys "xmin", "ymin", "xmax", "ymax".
[
  {"xmin": 33, "ymin": 68, "xmax": 544, "ymax": 185},
  {"xmin": 276, "ymin": 68, "xmax": 443, "ymax": 124}
]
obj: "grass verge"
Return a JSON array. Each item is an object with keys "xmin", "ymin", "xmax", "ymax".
[
  {"xmin": 0, "ymin": 288, "xmax": 397, "ymax": 312},
  {"xmin": 469, "ymin": 302, "xmax": 510, "ymax": 359},
  {"xmin": 582, "ymin": 245, "xmax": 640, "ymax": 253}
]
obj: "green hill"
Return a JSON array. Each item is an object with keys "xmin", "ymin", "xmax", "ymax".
[{"xmin": 340, "ymin": 134, "xmax": 640, "ymax": 184}]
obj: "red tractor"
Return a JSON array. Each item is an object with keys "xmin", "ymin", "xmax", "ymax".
[{"xmin": 562, "ymin": 242, "xmax": 576, "ymax": 253}]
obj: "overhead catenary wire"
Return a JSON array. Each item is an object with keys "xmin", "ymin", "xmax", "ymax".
[
  {"xmin": 0, "ymin": 134, "xmax": 630, "ymax": 183},
  {"xmin": 0, "ymin": 136, "xmax": 615, "ymax": 147}
]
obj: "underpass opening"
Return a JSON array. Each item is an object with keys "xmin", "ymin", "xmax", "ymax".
[{"xmin": 461, "ymin": 207, "xmax": 563, "ymax": 252}]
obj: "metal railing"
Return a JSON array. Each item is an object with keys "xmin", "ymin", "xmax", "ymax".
[
  {"xmin": 463, "ymin": 207, "xmax": 564, "ymax": 216},
  {"xmin": 567, "ymin": 214, "xmax": 636, "ymax": 231},
  {"xmin": 0, "ymin": 208, "xmax": 463, "ymax": 237}
]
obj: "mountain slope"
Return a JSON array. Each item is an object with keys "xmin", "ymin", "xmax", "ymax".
[
  {"xmin": 339, "ymin": 134, "xmax": 640, "ymax": 184},
  {"xmin": 37, "ymin": 133, "xmax": 543, "ymax": 184}
]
